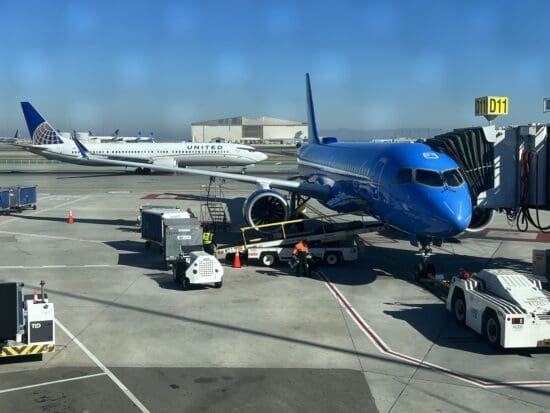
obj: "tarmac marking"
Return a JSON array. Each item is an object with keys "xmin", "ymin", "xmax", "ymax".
[
  {"xmin": 0, "ymin": 373, "xmax": 107, "ymax": 394},
  {"xmin": 0, "ymin": 195, "xmax": 90, "ymax": 227},
  {"xmin": 0, "ymin": 230, "xmax": 107, "ymax": 244},
  {"xmin": 55, "ymin": 319, "xmax": 150, "ymax": 413},
  {"xmin": 0, "ymin": 264, "xmax": 118, "ymax": 270},
  {"xmin": 319, "ymin": 271, "xmax": 550, "ymax": 389}
]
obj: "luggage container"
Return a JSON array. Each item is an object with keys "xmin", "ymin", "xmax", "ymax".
[
  {"xmin": 136, "ymin": 204, "xmax": 182, "ymax": 226},
  {"xmin": 10, "ymin": 185, "xmax": 37, "ymax": 211},
  {"xmin": 162, "ymin": 217, "xmax": 202, "ymax": 269},
  {"xmin": 141, "ymin": 209, "xmax": 190, "ymax": 247},
  {"xmin": 0, "ymin": 188, "xmax": 11, "ymax": 214}
]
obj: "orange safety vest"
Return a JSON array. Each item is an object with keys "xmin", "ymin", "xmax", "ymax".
[{"xmin": 293, "ymin": 241, "xmax": 308, "ymax": 255}]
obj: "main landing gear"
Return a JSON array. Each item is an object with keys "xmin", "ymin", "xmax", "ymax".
[
  {"xmin": 135, "ymin": 167, "xmax": 151, "ymax": 175},
  {"xmin": 413, "ymin": 237, "xmax": 438, "ymax": 281}
]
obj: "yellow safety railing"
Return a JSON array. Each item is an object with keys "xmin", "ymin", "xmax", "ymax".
[{"xmin": 240, "ymin": 213, "xmax": 350, "ymax": 248}]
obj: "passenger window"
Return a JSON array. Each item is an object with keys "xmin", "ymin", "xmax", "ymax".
[
  {"xmin": 415, "ymin": 169, "xmax": 444, "ymax": 187},
  {"xmin": 395, "ymin": 168, "xmax": 412, "ymax": 184},
  {"xmin": 443, "ymin": 169, "xmax": 464, "ymax": 187}
]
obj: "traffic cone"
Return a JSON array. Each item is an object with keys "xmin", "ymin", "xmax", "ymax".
[
  {"xmin": 233, "ymin": 250, "xmax": 241, "ymax": 269},
  {"xmin": 68, "ymin": 209, "xmax": 74, "ymax": 224},
  {"xmin": 33, "ymin": 290, "xmax": 38, "ymax": 304}
]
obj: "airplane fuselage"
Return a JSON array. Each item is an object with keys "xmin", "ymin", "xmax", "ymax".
[
  {"xmin": 298, "ymin": 141, "xmax": 472, "ymax": 238},
  {"xmin": 26, "ymin": 141, "xmax": 267, "ymax": 167}
]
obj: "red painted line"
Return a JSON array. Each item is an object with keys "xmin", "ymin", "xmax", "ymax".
[{"xmin": 321, "ymin": 273, "xmax": 550, "ymax": 388}]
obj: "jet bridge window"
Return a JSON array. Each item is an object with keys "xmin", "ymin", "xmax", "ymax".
[
  {"xmin": 395, "ymin": 168, "xmax": 412, "ymax": 184},
  {"xmin": 415, "ymin": 169, "xmax": 444, "ymax": 187},
  {"xmin": 442, "ymin": 169, "xmax": 464, "ymax": 187}
]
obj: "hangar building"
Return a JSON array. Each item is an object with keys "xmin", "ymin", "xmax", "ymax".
[{"xmin": 191, "ymin": 116, "xmax": 307, "ymax": 144}]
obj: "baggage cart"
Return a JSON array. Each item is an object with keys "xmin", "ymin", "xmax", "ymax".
[
  {"xmin": 9, "ymin": 185, "xmax": 37, "ymax": 211},
  {"xmin": 0, "ymin": 188, "xmax": 11, "ymax": 214}
]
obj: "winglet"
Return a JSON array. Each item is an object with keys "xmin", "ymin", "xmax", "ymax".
[
  {"xmin": 305, "ymin": 73, "xmax": 321, "ymax": 145},
  {"xmin": 72, "ymin": 133, "xmax": 90, "ymax": 159}
]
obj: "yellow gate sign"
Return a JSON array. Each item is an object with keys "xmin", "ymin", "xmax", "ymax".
[{"xmin": 475, "ymin": 96, "xmax": 508, "ymax": 116}]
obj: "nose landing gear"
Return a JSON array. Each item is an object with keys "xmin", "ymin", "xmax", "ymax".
[{"xmin": 413, "ymin": 237, "xmax": 438, "ymax": 281}]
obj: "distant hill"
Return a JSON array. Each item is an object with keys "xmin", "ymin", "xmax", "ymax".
[{"xmin": 319, "ymin": 128, "xmax": 449, "ymax": 141}]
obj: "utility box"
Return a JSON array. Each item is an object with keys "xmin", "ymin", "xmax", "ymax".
[
  {"xmin": 25, "ymin": 298, "xmax": 55, "ymax": 345},
  {"xmin": 163, "ymin": 218, "xmax": 202, "ymax": 265},
  {"xmin": 533, "ymin": 249, "xmax": 550, "ymax": 283},
  {"xmin": 0, "ymin": 188, "xmax": 11, "ymax": 214},
  {"xmin": 10, "ymin": 186, "xmax": 37, "ymax": 211}
]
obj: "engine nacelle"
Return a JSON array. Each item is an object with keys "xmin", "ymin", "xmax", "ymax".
[
  {"xmin": 243, "ymin": 189, "xmax": 289, "ymax": 228},
  {"xmin": 466, "ymin": 207, "xmax": 495, "ymax": 232}
]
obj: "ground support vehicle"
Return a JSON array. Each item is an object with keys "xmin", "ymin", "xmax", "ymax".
[
  {"xmin": 447, "ymin": 269, "xmax": 550, "ymax": 349},
  {"xmin": 248, "ymin": 239, "xmax": 359, "ymax": 267},
  {"xmin": 9, "ymin": 185, "xmax": 37, "ymax": 211},
  {"xmin": 216, "ymin": 215, "xmax": 383, "ymax": 267},
  {"xmin": 1, "ymin": 281, "xmax": 55, "ymax": 358},
  {"xmin": 172, "ymin": 251, "xmax": 224, "ymax": 290}
]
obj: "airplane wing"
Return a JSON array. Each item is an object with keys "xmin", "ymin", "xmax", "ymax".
[{"xmin": 71, "ymin": 136, "xmax": 331, "ymax": 200}]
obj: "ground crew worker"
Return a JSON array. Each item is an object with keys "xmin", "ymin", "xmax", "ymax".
[
  {"xmin": 293, "ymin": 239, "xmax": 309, "ymax": 277},
  {"xmin": 202, "ymin": 226, "xmax": 215, "ymax": 255}
]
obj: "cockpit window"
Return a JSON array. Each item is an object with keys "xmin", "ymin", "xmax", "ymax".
[
  {"xmin": 415, "ymin": 169, "xmax": 444, "ymax": 187},
  {"xmin": 395, "ymin": 168, "xmax": 412, "ymax": 184},
  {"xmin": 442, "ymin": 169, "xmax": 464, "ymax": 187}
]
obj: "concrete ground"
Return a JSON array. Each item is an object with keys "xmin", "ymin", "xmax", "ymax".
[{"xmin": 0, "ymin": 167, "xmax": 549, "ymax": 412}]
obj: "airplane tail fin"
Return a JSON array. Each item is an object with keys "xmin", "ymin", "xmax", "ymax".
[
  {"xmin": 20, "ymin": 102, "xmax": 64, "ymax": 145},
  {"xmin": 13, "ymin": 130, "xmax": 18, "ymax": 140},
  {"xmin": 305, "ymin": 73, "xmax": 321, "ymax": 145},
  {"xmin": 113, "ymin": 129, "xmax": 119, "ymax": 138}
]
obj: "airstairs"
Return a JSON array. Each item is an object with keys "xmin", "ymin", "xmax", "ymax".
[{"xmin": 200, "ymin": 177, "xmax": 231, "ymax": 231}]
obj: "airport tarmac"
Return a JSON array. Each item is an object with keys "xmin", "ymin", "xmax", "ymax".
[{"xmin": 0, "ymin": 167, "xmax": 549, "ymax": 412}]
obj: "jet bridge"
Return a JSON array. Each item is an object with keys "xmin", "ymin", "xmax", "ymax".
[{"xmin": 427, "ymin": 123, "xmax": 550, "ymax": 231}]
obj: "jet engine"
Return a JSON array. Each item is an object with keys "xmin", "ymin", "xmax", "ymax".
[
  {"xmin": 243, "ymin": 189, "xmax": 289, "ymax": 227},
  {"xmin": 466, "ymin": 207, "xmax": 495, "ymax": 232}
]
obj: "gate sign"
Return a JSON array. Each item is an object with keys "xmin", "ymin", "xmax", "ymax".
[{"xmin": 475, "ymin": 96, "xmax": 508, "ymax": 116}]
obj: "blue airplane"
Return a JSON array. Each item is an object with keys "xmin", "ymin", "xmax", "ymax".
[{"xmin": 39, "ymin": 74, "xmax": 474, "ymax": 277}]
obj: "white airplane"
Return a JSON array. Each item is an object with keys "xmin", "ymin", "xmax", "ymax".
[
  {"xmin": 17, "ymin": 102, "xmax": 268, "ymax": 174},
  {"xmin": 83, "ymin": 130, "xmax": 155, "ymax": 143}
]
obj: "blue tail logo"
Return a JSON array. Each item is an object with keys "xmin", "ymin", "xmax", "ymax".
[{"xmin": 20, "ymin": 102, "xmax": 64, "ymax": 145}]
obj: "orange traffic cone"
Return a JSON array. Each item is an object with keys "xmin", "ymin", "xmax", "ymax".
[
  {"xmin": 68, "ymin": 209, "xmax": 74, "ymax": 224},
  {"xmin": 233, "ymin": 250, "xmax": 241, "ymax": 268}
]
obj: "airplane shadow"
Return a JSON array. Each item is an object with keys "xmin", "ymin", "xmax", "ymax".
[
  {"xmin": 11, "ymin": 214, "xmax": 137, "ymax": 227},
  {"xmin": 383, "ymin": 302, "xmax": 550, "ymax": 356}
]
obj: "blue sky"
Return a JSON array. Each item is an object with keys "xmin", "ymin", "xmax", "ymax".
[{"xmin": 1, "ymin": 0, "xmax": 550, "ymax": 138}]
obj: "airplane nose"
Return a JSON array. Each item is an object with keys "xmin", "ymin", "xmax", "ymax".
[
  {"xmin": 257, "ymin": 152, "xmax": 268, "ymax": 162},
  {"xmin": 442, "ymin": 198, "xmax": 472, "ymax": 236}
]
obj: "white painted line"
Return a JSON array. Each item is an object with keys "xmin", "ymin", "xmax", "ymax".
[
  {"xmin": 0, "ymin": 373, "xmax": 107, "ymax": 394},
  {"xmin": 0, "ymin": 195, "xmax": 91, "ymax": 227},
  {"xmin": 318, "ymin": 271, "xmax": 550, "ymax": 389},
  {"xmin": 0, "ymin": 264, "xmax": 118, "ymax": 270},
  {"xmin": 55, "ymin": 319, "xmax": 150, "ymax": 412},
  {"xmin": 0, "ymin": 230, "xmax": 106, "ymax": 244},
  {"xmin": 83, "ymin": 264, "xmax": 113, "ymax": 268}
]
